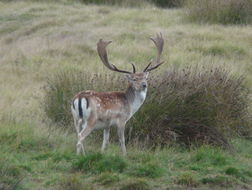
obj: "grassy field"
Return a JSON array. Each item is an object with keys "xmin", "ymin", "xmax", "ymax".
[{"xmin": 0, "ymin": 1, "xmax": 252, "ymax": 189}]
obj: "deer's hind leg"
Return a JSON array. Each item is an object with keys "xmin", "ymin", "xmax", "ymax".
[{"xmin": 76, "ymin": 116, "xmax": 95, "ymax": 155}]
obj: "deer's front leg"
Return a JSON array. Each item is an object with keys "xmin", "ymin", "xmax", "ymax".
[
  {"xmin": 101, "ymin": 128, "xmax": 110, "ymax": 153},
  {"xmin": 117, "ymin": 123, "xmax": 126, "ymax": 156}
]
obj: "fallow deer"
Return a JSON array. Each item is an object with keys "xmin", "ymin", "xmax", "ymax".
[{"xmin": 71, "ymin": 33, "xmax": 164, "ymax": 155}]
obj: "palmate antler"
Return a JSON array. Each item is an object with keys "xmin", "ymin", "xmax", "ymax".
[
  {"xmin": 143, "ymin": 33, "xmax": 164, "ymax": 72},
  {"xmin": 97, "ymin": 33, "xmax": 164, "ymax": 74},
  {"xmin": 97, "ymin": 39, "xmax": 136, "ymax": 74}
]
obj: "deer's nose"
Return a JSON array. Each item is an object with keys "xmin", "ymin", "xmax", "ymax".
[{"xmin": 142, "ymin": 82, "xmax": 147, "ymax": 89}]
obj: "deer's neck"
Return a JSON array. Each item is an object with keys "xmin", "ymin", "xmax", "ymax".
[{"xmin": 125, "ymin": 85, "xmax": 147, "ymax": 116}]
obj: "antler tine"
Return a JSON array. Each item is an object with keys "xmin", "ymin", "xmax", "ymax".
[
  {"xmin": 143, "ymin": 61, "xmax": 152, "ymax": 72},
  {"xmin": 143, "ymin": 33, "xmax": 164, "ymax": 72},
  {"xmin": 131, "ymin": 63, "xmax": 136, "ymax": 73},
  {"xmin": 97, "ymin": 39, "xmax": 132, "ymax": 74}
]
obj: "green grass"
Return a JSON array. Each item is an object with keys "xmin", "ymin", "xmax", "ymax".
[
  {"xmin": 0, "ymin": 1, "xmax": 252, "ymax": 189},
  {"xmin": 0, "ymin": 122, "xmax": 252, "ymax": 189}
]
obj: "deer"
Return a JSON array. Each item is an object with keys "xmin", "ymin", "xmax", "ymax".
[{"xmin": 71, "ymin": 33, "xmax": 164, "ymax": 155}]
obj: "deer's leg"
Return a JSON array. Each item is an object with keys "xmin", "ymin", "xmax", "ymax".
[
  {"xmin": 76, "ymin": 119, "xmax": 94, "ymax": 155},
  {"xmin": 71, "ymin": 108, "xmax": 80, "ymax": 136},
  {"xmin": 101, "ymin": 128, "xmax": 110, "ymax": 153},
  {"xmin": 75, "ymin": 119, "xmax": 82, "ymax": 135},
  {"xmin": 117, "ymin": 123, "xmax": 126, "ymax": 156}
]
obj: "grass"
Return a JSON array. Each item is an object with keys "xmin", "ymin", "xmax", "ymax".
[
  {"xmin": 0, "ymin": 0, "xmax": 252, "ymax": 189},
  {"xmin": 184, "ymin": 0, "xmax": 252, "ymax": 24},
  {"xmin": 0, "ymin": 122, "xmax": 252, "ymax": 189}
]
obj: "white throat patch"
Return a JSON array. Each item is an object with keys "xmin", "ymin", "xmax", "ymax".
[{"xmin": 131, "ymin": 89, "xmax": 147, "ymax": 116}]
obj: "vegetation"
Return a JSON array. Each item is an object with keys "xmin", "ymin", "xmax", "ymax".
[
  {"xmin": 78, "ymin": 0, "xmax": 184, "ymax": 8},
  {"xmin": 0, "ymin": 123, "xmax": 252, "ymax": 190},
  {"xmin": 184, "ymin": 0, "xmax": 252, "ymax": 24},
  {"xmin": 44, "ymin": 65, "xmax": 251, "ymax": 147},
  {"xmin": 0, "ymin": 0, "xmax": 252, "ymax": 189},
  {"xmin": 43, "ymin": 71, "xmax": 123, "ymax": 127},
  {"xmin": 128, "ymin": 65, "xmax": 251, "ymax": 147},
  {"xmin": 1, "ymin": 122, "xmax": 252, "ymax": 189}
]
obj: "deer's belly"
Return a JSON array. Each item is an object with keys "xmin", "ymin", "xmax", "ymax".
[
  {"xmin": 93, "ymin": 121, "xmax": 109, "ymax": 130},
  {"xmin": 93, "ymin": 117, "xmax": 120, "ymax": 130}
]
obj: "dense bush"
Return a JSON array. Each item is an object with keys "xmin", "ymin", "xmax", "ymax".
[
  {"xmin": 43, "ymin": 65, "xmax": 251, "ymax": 147},
  {"xmin": 184, "ymin": 0, "xmax": 252, "ymax": 24},
  {"xmin": 128, "ymin": 65, "xmax": 251, "ymax": 147}
]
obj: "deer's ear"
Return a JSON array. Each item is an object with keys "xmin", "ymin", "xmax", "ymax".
[
  {"xmin": 124, "ymin": 74, "xmax": 131, "ymax": 80},
  {"xmin": 125, "ymin": 74, "xmax": 135, "ymax": 82}
]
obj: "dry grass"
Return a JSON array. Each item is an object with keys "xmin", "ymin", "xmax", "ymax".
[
  {"xmin": 0, "ymin": 1, "xmax": 251, "ymax": 125},
  {"xmin": 184, "ymin": 0, "xmax": 252, "ymax": 24}
]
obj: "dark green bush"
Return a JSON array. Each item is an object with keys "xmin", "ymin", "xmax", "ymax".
[
  {"xmin": 128, "ymin": 65, "xmax": 251, "ymax": 147},
  {"xmin": 184, "ymin": 0, "xmax": 252, "ymax": 24},
  {"xmin": 43, "ymin": 65, "xmax": 251, "ymax": 147}
]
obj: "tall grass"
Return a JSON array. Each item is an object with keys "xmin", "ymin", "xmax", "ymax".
[
  {"xmin": 43, "ymin": 65, "xmax": 251, "ymax": 147},
  {"xmin": 184, "ymin": 0, "xmax": 252, "ymax": 24}
]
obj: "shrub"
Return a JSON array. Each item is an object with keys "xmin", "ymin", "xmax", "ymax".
[
  {"xmin": 184, "ymin": 0, "xmax": 252, "ymax": 24},
  {"xmin": 127, "ymin": 65, "xmax": 251, "ymax": 147},
  {"xmin": 43, "ymin": 65, "xmax": 251, "ymax": 147}
]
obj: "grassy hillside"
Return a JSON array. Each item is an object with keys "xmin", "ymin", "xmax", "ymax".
[{"xmin": 0, "ymin": 1, "xmax": 252, "ymax": 189}]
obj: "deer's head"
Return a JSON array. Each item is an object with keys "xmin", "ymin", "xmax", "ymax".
[{"xmin": 97, "ymin": 33, "xmax": 164, "ymax": 92}]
